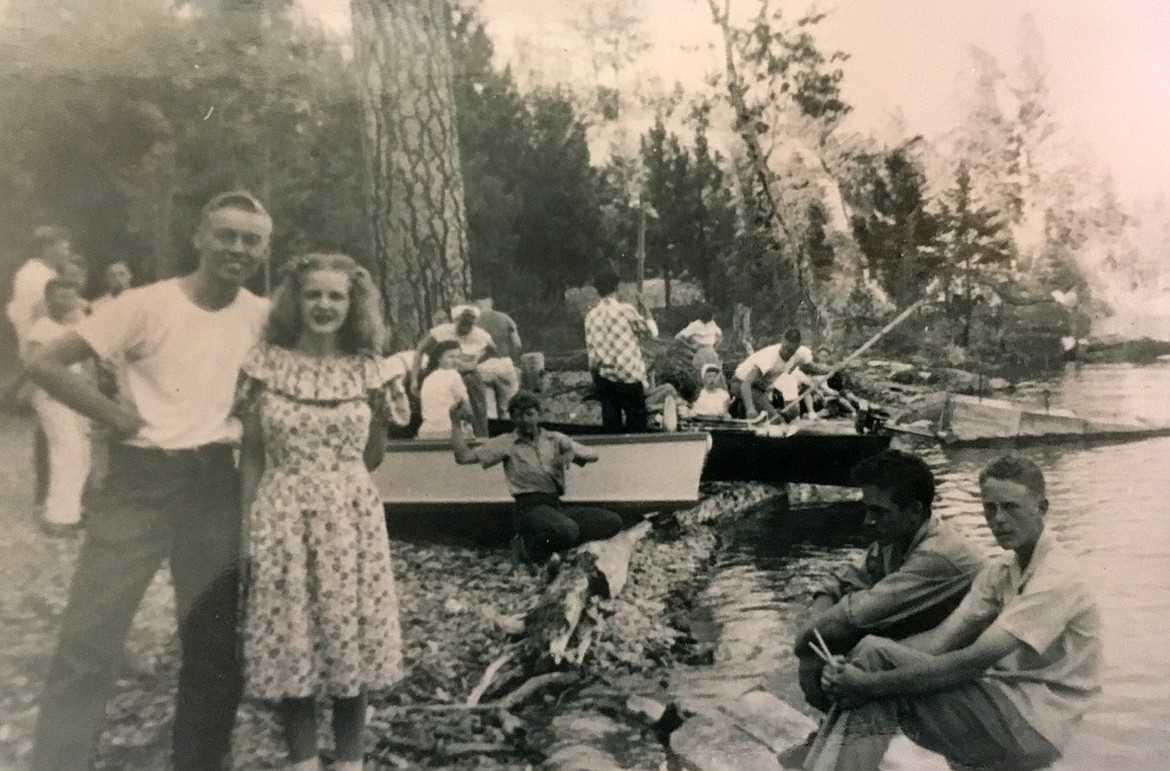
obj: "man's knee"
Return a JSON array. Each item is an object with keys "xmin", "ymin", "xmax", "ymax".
[{"xmin": 798, "ymin": 652, "xmax": 832, "ymax": 711}]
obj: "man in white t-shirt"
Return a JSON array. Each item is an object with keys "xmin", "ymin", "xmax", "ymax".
[
  {"xmin": 732, "ymin": 327, "xmax": 813, "ymax": 419},
  {"xmin": 26, "ymin": 191, "xmax": 273, "ymax": 771},
  {"xmin": 24, "ymin": 279, "xmax": 92, "ymax": 534}
]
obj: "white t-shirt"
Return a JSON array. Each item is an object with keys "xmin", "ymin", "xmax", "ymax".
[
  {"xmin": 417, "ymin": 367, "xmax": 468, "ymax": 438},
  {"xmin": 733, "ymin": 343, "xmax": 813, "ymax": 383},
  {"xmin": 691, "ymin": 387, "xmax": 731, "ymax": 417},
  {"xmin": 6, "ymin": 258, "xmax": 56, "ymax": 350},
  {"xmin": 76, "ymin": 278, "xmax": 269, "ymax": 449},
  {"xmin": 429, "ymin": 323, "xmax": 494, "ymax": 370},
  {"xmin": 676, "ymin": 319, "xmax": 723, "ymax": 348}
]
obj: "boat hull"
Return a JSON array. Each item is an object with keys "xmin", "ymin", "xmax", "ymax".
[
  {"xmin": 373, "ymin": 431, "xmax": 711, "ymax": 535},
  {"xmin": 487, "ymin": 419, "xmax": 889, "ymax": 487}
]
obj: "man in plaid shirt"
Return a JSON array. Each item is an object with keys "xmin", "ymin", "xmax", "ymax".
[{"xmin": 584, "ymin": 270, "xmax": 658, "ymax": 431}]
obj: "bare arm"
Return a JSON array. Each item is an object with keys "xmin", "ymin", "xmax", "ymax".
[
  {"xmin": 26, "ymin": 332, "xmax": 143, "ymax": 437},
  {"xmin": 238, "ymin": 407, "xmax": 266, "ymax": 547},
  {"xmin": 740, "ymin": 368, "xmax": 760, "ymax": 418},
  {"xmin": 568, "ymin": 439, "xmax": 599, "ymax": 466},
  {"xmin": 450, "ymin": 403, "xmax": 478, "ymax": 464},
  {"xmin": 828, "ymin": 625, "xmax": 1020, "ymax": 705}
]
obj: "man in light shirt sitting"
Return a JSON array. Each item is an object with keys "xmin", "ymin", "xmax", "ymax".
[{"xmin": 804, "ymin": 454, "xmax": 1102, "ymax": 771}]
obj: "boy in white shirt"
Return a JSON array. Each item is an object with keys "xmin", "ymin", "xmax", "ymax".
[{"xmin": 690, "ymin": 363, "xmax": 732, "ymax": 418}]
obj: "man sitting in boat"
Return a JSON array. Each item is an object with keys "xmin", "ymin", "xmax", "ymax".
[
  {"xmin": 793, "ymin": 449, "xmax": 984, "ymax": 714},
  {"xmin": 805, "ymin": 455, "xmax": 1102, "ymax": 771},
  {"xmin": 448, "ymin": 390, "xmax": 624, "ymax": 564},
  {"xmin": 687, "ymin": 363, "xmax": 731, "ymax": 418},
  {"xmin": 731, "ymin": 327, "xmax": 813, "ymax": 420}
]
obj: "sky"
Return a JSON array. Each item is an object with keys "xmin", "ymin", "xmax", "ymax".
[{"xmin": 302, "ymin": 0, "xmax": 1170, "ymax": 206}]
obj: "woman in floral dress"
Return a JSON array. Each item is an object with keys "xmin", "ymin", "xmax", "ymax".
[{"xmin": 236, "ymin": 253, "xmax": 405, "ymax": 771}]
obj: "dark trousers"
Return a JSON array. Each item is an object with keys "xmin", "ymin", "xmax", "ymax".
[
  {"xmin": 592, "ymin": 373, "xmax": 648, "ymax": 432},
  {"xmin": 461, "ymin": 370, "xmax": 490, "ymax": 437},
  {"xmin": 512, "ymin": 492, "xmax": 623, "ymax": 561},
  {"xmin": 31, "ymin": 443, "xmax": 244, "ymax": 771}
]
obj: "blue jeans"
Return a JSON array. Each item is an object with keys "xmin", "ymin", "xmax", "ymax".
[{"xmin": 31, "ymin": 443, "xmax": 244, "ymax": 771}]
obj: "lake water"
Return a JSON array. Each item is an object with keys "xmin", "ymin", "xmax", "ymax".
[{"xmin": 696, "ymin": 362, "xmax": 1170, "ymax": 770}]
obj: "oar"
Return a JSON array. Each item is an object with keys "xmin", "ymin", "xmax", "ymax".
[{"xmin": 779, "ymin": 298, "xmax": 929, "ymax": 420}]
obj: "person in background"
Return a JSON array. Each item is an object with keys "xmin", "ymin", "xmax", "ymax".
[
  {"xmin": 584, "ymin": 270, "xmax": 658, "ymax": 432},
  {"xmin": 732, "ymin": 327, "xmax": 813, "ymax": 420},
  {"xmin": 413, "ymin": 305, "xmax": 497, "ymax": 436},
  {"xmin": 6, "ymin": 225, "xmax": 72, "ymax": 510},
  {"xmin": 91, "ymin": 261, "xmax": 133, "ymax": 311},
  {"xmin": 6, "ymin": 225, "xmax": 73, "ymax": 350},
  {"xmin": 415, "ymin": 339, "xmax": 472, "ymax": 439},
  {"xmin": 675, "ymin": 303, "xmax": 723, "ymax": 373},
  {"xmin": 473, "ymin": 292, "xmax": 522, "ymax": 417},
  {"xmin": 805, "ymin": 455, "xmax": 1101, "ymax": 771},
  {"xmin": 236, "ymin": 253, "xmax": 403, "ymax": 771},
  {"xmin": 688, "ymin": 363, "xmax": 731, "ymax": 418},
  {"xmin": 792, "ymin": 449, "xmax": 984, "ymax": 717},
  {"xmin": 24, "ymin": 278, "xmax": 93, "ymax": 536},
  {"xmin": 450, "ymin": 390, "xmax": 623, "ymax": 563},
  {"xmin": 26, "ymin": 191, "xmax": 273, "ymax": 771},
  {"xmin": 58, "ymin": 259, "xmax": 92, "ymax": 321}
]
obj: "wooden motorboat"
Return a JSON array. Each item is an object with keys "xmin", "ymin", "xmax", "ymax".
[
  {"xmin": 885, "ymin": 392, "xmax": 1170, "ymax": 448},
  {"xmin": 487, "ymin": 417, "xmax": 890, "ymax": 488},
  {"xmin": 372, "ymin": 431, "xmax": 712, "ymax": 534}
]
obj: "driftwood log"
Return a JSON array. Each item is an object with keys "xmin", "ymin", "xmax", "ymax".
[{"xmin": 529, "ymin": 520, "xmax": 653, "ymax": 665}]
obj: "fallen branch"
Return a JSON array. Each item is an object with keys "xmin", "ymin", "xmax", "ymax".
[{"xmin": 465, "ymin": 651, "xmax": 515, "ymax": 707}]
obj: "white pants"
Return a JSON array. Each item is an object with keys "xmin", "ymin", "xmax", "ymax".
[
  {"xmin": 32, "ymin": 390, "xmax": 90, "ymax": 526},
  {"xmin": 476, "ymin": 358, "xmax": 520, "ymax": 419}
]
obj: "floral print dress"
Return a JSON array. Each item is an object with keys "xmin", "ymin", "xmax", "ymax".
[{"xmin": 236, "ymin": 343, "xmax": 403, "ymax": 700}]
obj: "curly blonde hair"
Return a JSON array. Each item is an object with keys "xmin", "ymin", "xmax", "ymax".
[{"xmin": 266, "ymin": 253, "xmax": 386, "ymax": 356}]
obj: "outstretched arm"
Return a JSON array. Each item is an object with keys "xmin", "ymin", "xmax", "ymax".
[
  {"xmin": 449, "ymin": 403, "xmax": 478, "ymax": 464},
  {"xmin": 27, "ymin": 332, "xmax": 144, "ymax": 437}
]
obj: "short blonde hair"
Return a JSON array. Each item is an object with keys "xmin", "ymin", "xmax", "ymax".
[{"xmin": 266, "ymin": 253, "xmax": 385, "ymax": 356}]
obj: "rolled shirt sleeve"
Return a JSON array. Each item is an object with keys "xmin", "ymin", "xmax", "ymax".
[
  {"xmin": 473, "ymin": 434, "xmax": 511, "ymax": 468},
  {"xmin": 840, "ymin": 549, "xmax": 983, "ymax": 631}
]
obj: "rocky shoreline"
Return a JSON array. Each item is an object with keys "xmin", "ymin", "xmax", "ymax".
[{"xmin": 0, "ymin": 340, "xmax": 1160, "ymax": 769}]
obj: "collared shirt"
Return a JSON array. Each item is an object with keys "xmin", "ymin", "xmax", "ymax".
[
  {"xmin": 733, "ymin": 342, "xmax": 813, "ymax": 383},
  {"xmin": 947, "ymin": 529, "xmax": 1102, "ymax": 749},
  {"xmin": 473, "ymin": 429, "xmax": 588, "ymax": 496},
  {"xmin": 691, "ymin": 387, "xmax": 731, "ymax": 417},
  {"xmin": 584, "ymin": 296, "xmax": 658, "ymax": 385},
  {"xmin": 817, "ymin": 517, "xmax": 985, "ymax": 633}
]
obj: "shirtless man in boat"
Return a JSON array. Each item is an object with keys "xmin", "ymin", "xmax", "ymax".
[
  {"xmin": 803, "ymin": 454, "xmax": 1102, "ymax": 771},
  {"xmin": 448, "ymin": 390, "xmax": 623, "ymax": 564},
  {"xmin": 793, "ymin": 449, "xmax": 984, "ymax": 714}
]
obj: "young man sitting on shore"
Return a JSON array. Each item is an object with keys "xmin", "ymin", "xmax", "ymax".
[
  {"xmin": 449, "ymin": 391, "xmax": 623, "ymax": 564},
  {"xmin": 805, "ymin": 454, "xmax": 1102, "ymax": 771},
  {"xmin": 793, "ymin": 449, "xmax": 985, "ymax": 714}
]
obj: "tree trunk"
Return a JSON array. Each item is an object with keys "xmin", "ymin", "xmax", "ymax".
[{"xmin": 352, "ymin": 0, "xmax": 470, "ymax": 348}]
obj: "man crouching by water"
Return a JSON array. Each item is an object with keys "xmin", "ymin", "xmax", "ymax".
[
  {"xmin": 794, "ymin": 449, "xmax": 984, "ymax": 715},
  {"xmin": 449, "ymin": 390, "xmax": 623, "ymax": 563},
  {"xmin": 803, "ymin": 454, "xmax": 1102, "ymax": 771}
]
